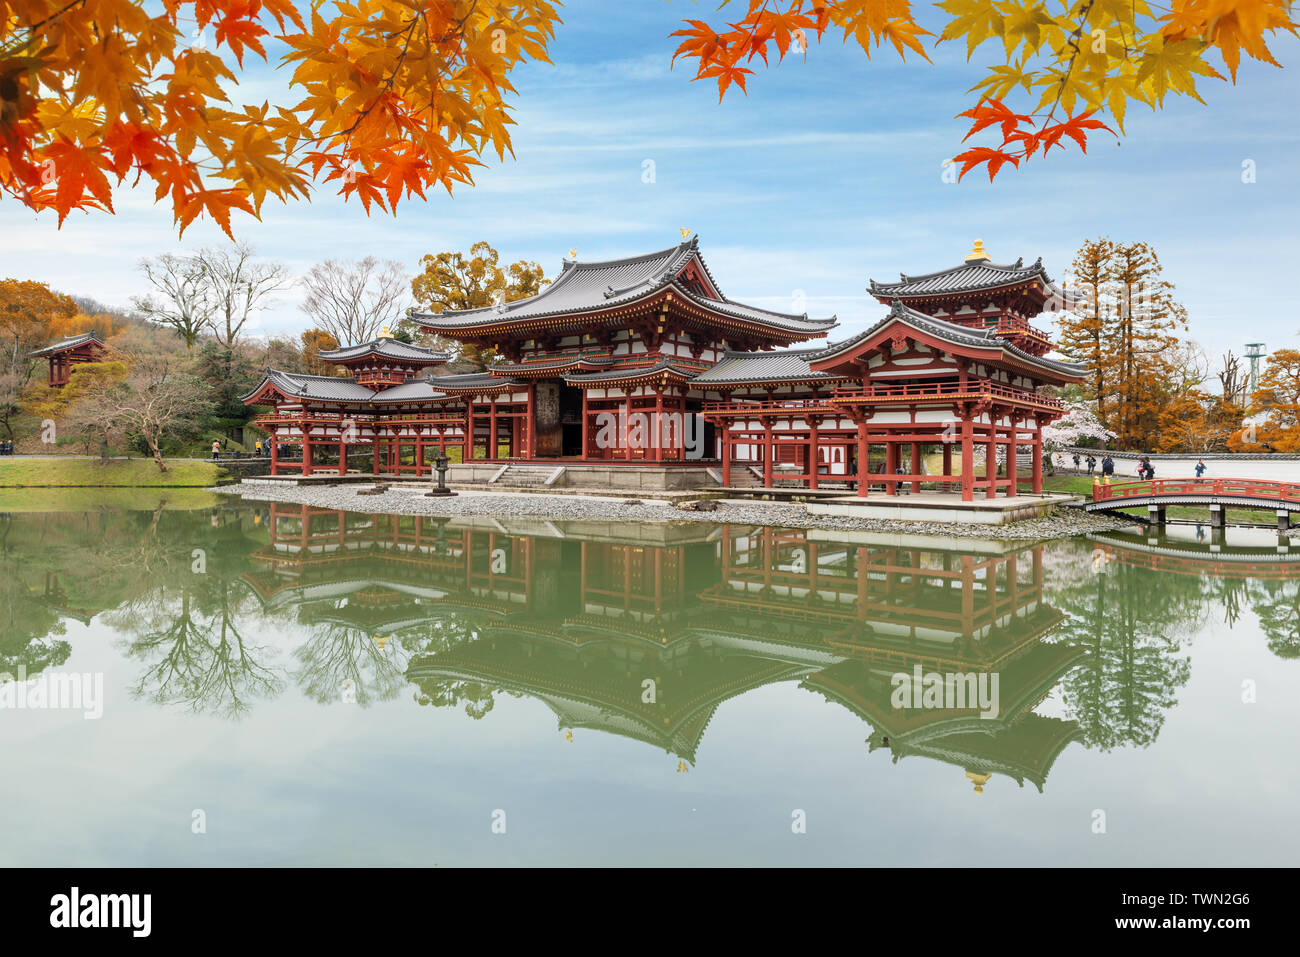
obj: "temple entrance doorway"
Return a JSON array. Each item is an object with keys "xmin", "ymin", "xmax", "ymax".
[{"xmin": 560, "ymin": 384, "xmax": 584, "ymax": 457}]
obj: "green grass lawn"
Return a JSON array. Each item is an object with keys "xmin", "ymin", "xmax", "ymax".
[
  {"xmin": 0, "ymin": 457, "xmax": 228, "ymax": 487},
  {"xmin": 0, "ymin": 487, "xmax": 224, "ymax": 511}
]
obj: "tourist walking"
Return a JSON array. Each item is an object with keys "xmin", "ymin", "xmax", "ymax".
[
  {"xmin": 255, "ymin": 439, "xmax": 263, "ymax": 457},
  {"xmin": 1101, "ymin": 455, "xmax": 1114, "ymax": 477},
  {"xmin": 1195, "ymin": 459, "xmax": 1207, "ymax": 478},
  {"xmin": 1085, "ymin": 455, "xmax": 1096, "ymax": 476},
  {"xmin": 211, "ymin": 440, "xmax": 221, "ymax": 460},
  {"xmin": 1072, "ymin": 452, "xmax": 1081, "ymax": 471}
]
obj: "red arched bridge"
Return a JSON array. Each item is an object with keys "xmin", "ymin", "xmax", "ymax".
[{"xmin": 1085, "ymin": 478, "xmax": 1300, "ymax": 530}]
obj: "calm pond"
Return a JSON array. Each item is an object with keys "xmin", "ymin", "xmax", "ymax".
[{"xmin": 2, "ymin": 495, "xmax": 1297, "ymax": 866}]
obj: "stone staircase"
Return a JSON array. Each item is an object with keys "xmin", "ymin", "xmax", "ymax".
[
  {"xmin": 490, "ymin": 464, "xmax": 566, "ymax": 487},
  {"xmin": 724, "ymin": 464, "xmax": 766, "ymax": 487}
]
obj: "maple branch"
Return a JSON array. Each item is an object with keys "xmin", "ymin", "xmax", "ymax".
[{"xmin": 1042, "ymin": 0, "xmax": 1097, "ymax": 126}]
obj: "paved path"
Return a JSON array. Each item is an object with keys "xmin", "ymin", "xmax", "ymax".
[{"xmin": 1052, "ymin": 454, "xmax": 1300, "ymax": 482}]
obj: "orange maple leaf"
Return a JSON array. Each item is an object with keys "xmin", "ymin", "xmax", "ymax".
[{"xmin": 951, "ymin": 147, "xmax": 1020, "ymax": 182}]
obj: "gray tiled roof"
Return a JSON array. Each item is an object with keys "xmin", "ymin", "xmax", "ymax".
[
  {"xmin": 428, "ymin": 372, "xmax": 525, "ymax": 391},
  {"xmin": 812, "ymin": 301, "xmax": 1086, "ymax": 378},
  {"xmin": 241, "ymin": 369, "xmax": 376, "ymax": 403},
  {"xmin": 869, "ymin": 257, "xmax": 1054, "ymax": 297},
  {"xmin": 561, "ymin": 358, "xmax": 700, "ymax": 385},
  {"xmin": 368, "ymin": 381, "xmax": 455, "ymax": 404},
  {"xmin": 318, "ymin": 338, "xmax": 453, "ymax": 363},
  {"xmin": 490, "ymin": 354, "xmax": 615, "ymax": 375},
  {"xmin": 410, "ymin": 237, "xmax": 837, "ymax": 335},
  {"xmin": 30, "ymin": 332, "xmax": 106, "ymax": 357},
  {"xmin": 691, "ymin": 346, "xmax": 842, "ymax": 385}
]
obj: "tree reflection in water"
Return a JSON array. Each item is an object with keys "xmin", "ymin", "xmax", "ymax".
[{"xmin": 4, "ymin": 500, "xmax": 1296, "ymax": 788}]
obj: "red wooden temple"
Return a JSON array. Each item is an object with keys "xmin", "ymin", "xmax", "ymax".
[
  {"xmin": 30, "ymin": 332, "xmax": 108, "ymax": 387},
  {"xmin": 243, "ymin": 238, "xmax": 1084, "ymax": 499}
]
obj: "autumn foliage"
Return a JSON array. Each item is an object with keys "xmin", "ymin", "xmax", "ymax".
[
  {"xmin": 669, "ymin": 0, "xmax": 1297, "ymax": 179},
  {"xmin": 1, "ymin": 0, "xmax": 558, "ymax": 236},
  {"xmin": 2, "ymin": 2, "xmax": 1296, "ymax": 237}
]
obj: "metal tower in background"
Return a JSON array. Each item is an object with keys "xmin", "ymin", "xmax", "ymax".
[{"xmin": 1245, "ymin": 343, "xmax": 1266, "ymax": 395}]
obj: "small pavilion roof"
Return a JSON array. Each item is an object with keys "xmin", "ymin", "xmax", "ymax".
[
  {"xmin": 429, "ymin": 371, "xmax": 525, "ymax": 393},
  {"xmin": 368, "ymin": 380, "xmax": 457, "ymax": 404},
  {"xmin": 561, "ymin": 358, "xmax": 700, "ymax": 386},
  {"xmin": 30, "ymin": 332, "xmax": 106, "ymax": 357},
  {"xmin": 868, "ymin": 254, "xmax": 1060, "ymax": 299},
  {"xmin": 410, "ymin": 237, "xmax": 837, "ymax": 337},
  {"xmin": 811, "ymin": 301, "xmax": 1087, "ymax": 379},
  {"xmin": 241, "ymin": 369, "xmax": 375, "ymax": 403},
  {"xmin": 692, "ymin": 346, "xmax": 846, "ymax": 386},
  {"xmin": 242, "ymin": 368, "xmax": 464, "ymax": 406},
  {"xmin": 489, "ymin": 353, "xmax": 615, "ymax": 376},
  {"xmin": 317, "ymin": 337, "xmax": 452, "ymax": 364}
]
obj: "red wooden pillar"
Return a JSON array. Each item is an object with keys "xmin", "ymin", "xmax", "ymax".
[
  {"xmin": 581, "ymin": 389, "xmax": 590, "ymax": 460},
  {"xmin": 654, "ymin": 388, "xmax": 664, "ymax": 463},
  {"xmin": 960, "ymin": 415, "xmax": 974, "ymax": 502},
  {"xmin": 624, "ymin": 393, "xmax": 633, "ymax": 461},
  {"xmin": 302, "ymin": 432, "xmax": 313, "ymax": 476},
  {"xmin": 1003, "ymin": 421, "xmax": 1013, "ymax": 496},
  {"xmin": 856, "ymin": 422, "xmax": 868, "ymax": 498},
  {"xmin": 762, "ymin": 418, "xmax": 774, "ymax": 488},
  {"xmin": 885, "ymin": 437, "xmax": 898, "ymax": 495},
  {"xmin": 985, "ymin": 423, "xmax": 998, "ymax": 499},
  {"xmin": 338, "ymin": 437, "xmax": 347, "ymax": 476},
  {"xmin": 808, "ymin": 418, "xmax": 819, "ymax": 489},
  {"xmin": 721, "ymin": 423, "xmax": 732, "ymax": 485},
  {"xmin": 1032, "ymin": 426, "xmax": 1043, "ymax": 493},
  {"xmin": 488, "ymin": 398, "xmax": 498, "ymax": 461}
]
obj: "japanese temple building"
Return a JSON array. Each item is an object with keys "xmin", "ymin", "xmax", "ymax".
[
  {"xmin": 31, "ymin": 332, "xmax": 108, "ymax": 387},
  {"xmin": 243, "ymin": 237, "xmax": 1085, "ymax": 499}
]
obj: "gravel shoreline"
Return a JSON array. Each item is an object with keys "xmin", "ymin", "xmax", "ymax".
[{"xmin": 214, "ymin": 482, "xmax": 1139, "ymax": 541}]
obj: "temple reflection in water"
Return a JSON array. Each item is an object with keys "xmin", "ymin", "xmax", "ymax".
[{"xmin": 241, "ymin": 504, "xmax": 1090, "ymax": 792}]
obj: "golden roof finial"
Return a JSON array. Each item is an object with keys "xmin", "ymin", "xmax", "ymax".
[
  {"xmin": 965, "ymin": 239, "xmax": 990, "ymax": 262},
  {"xmin": 568, "ymin": 247, "xmax": 578, "ymax": 260},
  {"xmin": 966, "ymin": 770, "xmax": 991, "ymax": 794},
  {"xmin": 377, "ymin": 324, "xmax": 393, "ymax": 339},
  {"xmin": 680, "ymin": 227, "xmax": 692, "ymax": 241}
]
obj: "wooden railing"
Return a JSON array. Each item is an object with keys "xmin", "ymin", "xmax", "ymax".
[
  {"xmin": 252, "ymin": 412, "xmax": 367, "ymax": 426},
  {"xmin": 829, "ymin": 380, "xmax": 1064, "ymax": 409},
  {"xmin": 253, "ymin": 412, "xmax": 464, "ymax": 429},
  {"xmin": 702, "ymin": 397, "xmax": 838, "ymax": 416},
  {"xmin": 994, "ymin": 316, "xmax": 1051, "ymax": 341},
  {"xmin": 1093, "ymin": 478, "xmax": 1300, "ymax": 504}
]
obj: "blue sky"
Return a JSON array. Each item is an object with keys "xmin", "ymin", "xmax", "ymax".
[{"xmin": 3, "ymin": 2, "xmax": 1298, "ymax": 365}]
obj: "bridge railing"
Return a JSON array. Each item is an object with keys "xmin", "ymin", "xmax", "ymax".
[{"xmin": 1093, "ymin": 478, "xmax": 1300, "ymax": 504}]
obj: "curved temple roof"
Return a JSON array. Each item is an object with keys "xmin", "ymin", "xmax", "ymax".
[
  {"xmin": 241, "ymin": 369, "xmax": 378, "ymax": 403},
  {"xmin": 409, "ymin": 237, "xmax": 837, "ymax": 337},
  {"xmin": 812, "ymin": 300, "xmax": 1087, "ymax": 380},
  {"xmin": 30, "ymin": 332, "xmax": 107, "ymax": 357},
  {"xmin": 693, "ymin": 300, "xmax": 1086, "ymax": 386},
  {"xmin": 561, "ymin": 357, "xmax": 701, "ymax": 386},
  {"xmin": 868, "ymin": 255, "xmax": 1066, "ymax": 301},
  {"xmin": 692, "ymin": 346, "xmax": 844, "ymax": 386},
  {"xmin": 317, "ymin": 337, "xmax": 453, "ymax": 364}
]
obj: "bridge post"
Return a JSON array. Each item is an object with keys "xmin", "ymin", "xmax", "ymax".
[
  {"xmin": 1209, "ymin": 503, "xmax": 1226, "ymax": 529},
  {"xmin": 1279, "ymin": 509, "xmax": 1291, "ymax": 533},
  {"xmin": 1147, "ymin": 504, "xmax": 1166, "ymax": 526}
]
